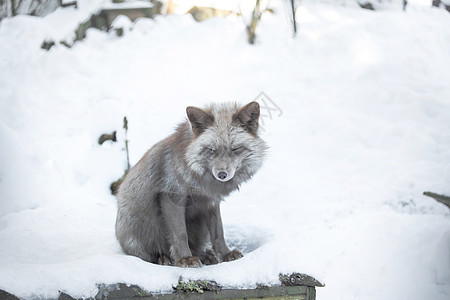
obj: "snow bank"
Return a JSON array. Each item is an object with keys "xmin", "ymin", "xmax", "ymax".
[{"xmin": 0, "ymin": 1, "xmax": 449, "ymax": 299}]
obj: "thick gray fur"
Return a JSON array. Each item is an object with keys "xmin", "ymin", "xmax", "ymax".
[{"xmin": 115, "ymin": 102, "xmax": 267, "ymax": 267}]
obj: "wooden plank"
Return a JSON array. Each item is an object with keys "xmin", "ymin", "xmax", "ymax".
[
  {"xmin": 100, "ymin": 286, "xmax": 311, "ymax": 300},
  {"xmin": 0, "ymin": 273, "xmax": 323, "ymax": 299},
  {"xmin": 94, "ymin": 283, "xmax": 315, "ymax": 300},
  {"xmin": 423, "ymin": 191, "xmax": 450, "ymax": 209}
]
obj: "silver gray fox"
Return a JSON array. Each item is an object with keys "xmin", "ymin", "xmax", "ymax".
[{"xmin": 115, "ymin": 101, "xmax": 267, "ymax": 267}]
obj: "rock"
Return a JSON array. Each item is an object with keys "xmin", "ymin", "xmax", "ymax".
[{"xmin": 279, "ymin": 273, "xmax": 325, "ymax": 287}]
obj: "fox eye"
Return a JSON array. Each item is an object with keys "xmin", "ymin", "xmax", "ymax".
[
  {"xmin": 232, "ymin": 147, "xmax": 242, "ymax": 153},
  {"xmin": 207, "ymin": 148, "xmax": 215, "ymax": 154}
]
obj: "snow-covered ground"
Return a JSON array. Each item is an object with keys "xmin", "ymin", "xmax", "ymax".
[{"xmin": 1, "ymin": 0, "xmax": 449, "ymax": 299}]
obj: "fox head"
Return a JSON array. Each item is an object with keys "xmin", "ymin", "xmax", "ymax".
[{"xmin": 185, "ymin": 102, "xmax": 267, "ymax": 184}]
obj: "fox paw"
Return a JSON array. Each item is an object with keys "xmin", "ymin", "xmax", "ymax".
[
  {"xmin": 223, "ymin": 249, "xmax": 243, "ymax": 262},
  {"xmin": 177, "ymin": 256, "xmax": 202, "ymax": 268},
  {"xmin": 157, "ymin": 254, "xmax": 172, "ymax": 266},
  {"xmin": 199, "ymin": 250, "xmax": 219, "ymax": 265}
]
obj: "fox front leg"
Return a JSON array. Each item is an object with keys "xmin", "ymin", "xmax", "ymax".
[
  {"xmin": 208, "ymin": 202, "xmax": 243, "ymax": 262},
  {"xmin": 160, "ymin": 193, "xmax": 202, "ymax": 267}
]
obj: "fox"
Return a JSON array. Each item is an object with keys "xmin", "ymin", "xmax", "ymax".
[{"xmin": 115, "ymin": 101, "xmax": 267, "ymax": 267}]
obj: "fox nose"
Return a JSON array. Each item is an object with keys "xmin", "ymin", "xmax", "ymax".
[{"xmin": 218, "ymin": 171, "xmax": 228, "ymax": 180}]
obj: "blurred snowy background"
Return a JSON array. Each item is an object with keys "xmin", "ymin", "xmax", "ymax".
[{"xmin": 0, "ymin": 0, "xmax": 449, "ymax": 299}]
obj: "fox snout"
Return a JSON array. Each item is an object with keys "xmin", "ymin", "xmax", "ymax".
[
  {"xmin": 212, "ymin": 167, "xmax": 235, "ymax": 182},
  {"xmin": 218, "ymin": 171, "xmax": 228, "ymax": 180}
]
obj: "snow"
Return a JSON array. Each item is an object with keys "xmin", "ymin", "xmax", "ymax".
[{"xmin": 1, "ymin": 0, "xmax": 450, "ymax": 299}]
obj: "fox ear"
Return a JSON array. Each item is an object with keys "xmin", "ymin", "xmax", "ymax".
[
  {"xmin": 234, "ymin": 101, "xmax": 260, "ymax": 135},
  {"xmin": 186, "ymin": 106, "xmax": 214, "ymax": 135}
]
